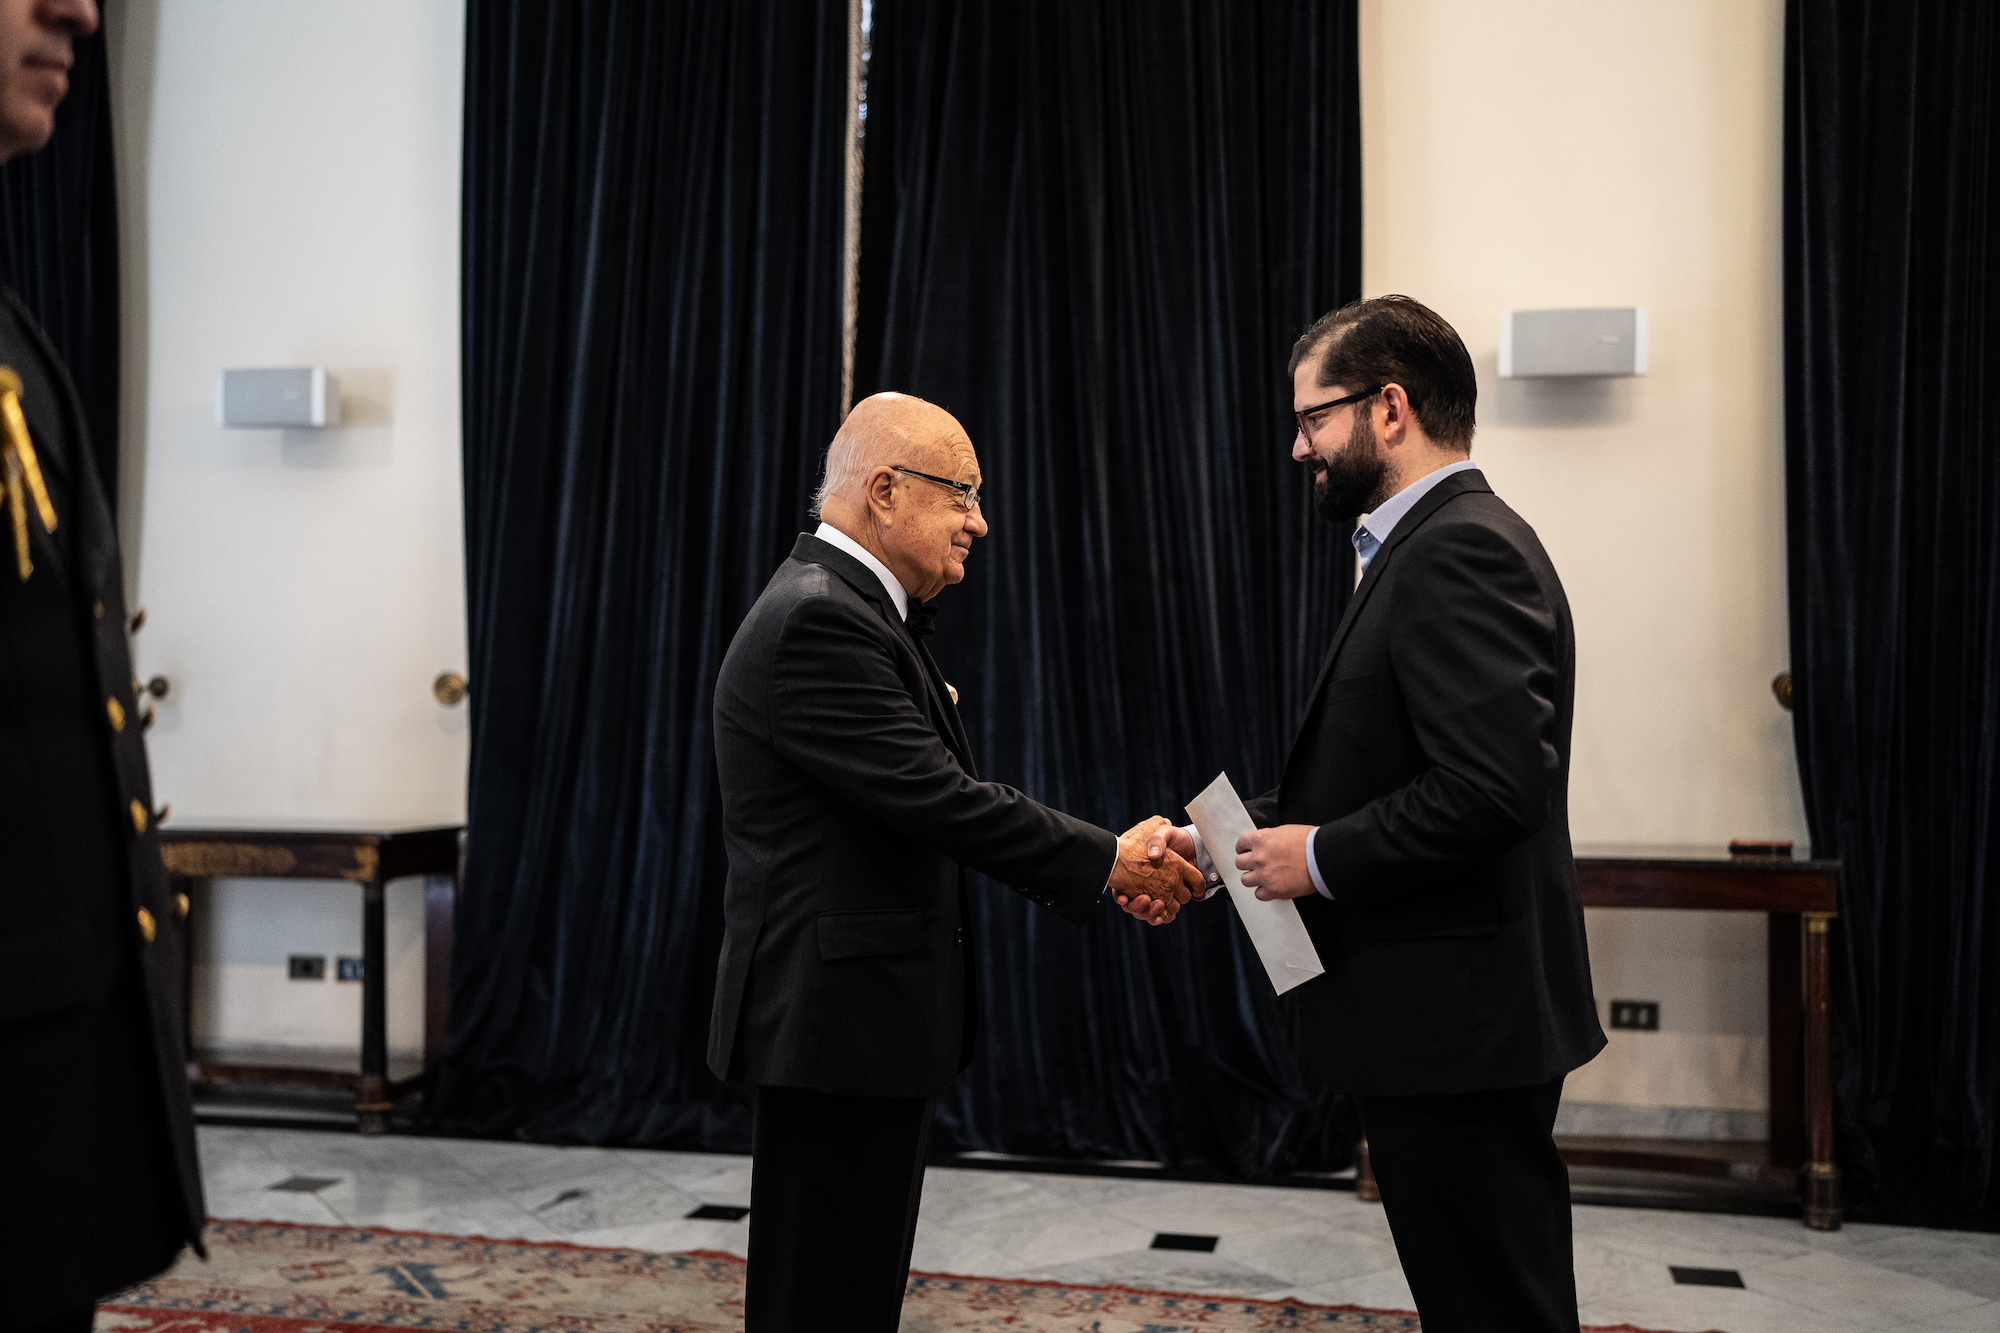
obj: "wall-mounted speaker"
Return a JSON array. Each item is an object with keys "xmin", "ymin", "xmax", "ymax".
[
  {"xmin": 1498, "ymin": 308, "xmax": 1648, "ymax": 379},
  {"xmin": 215, "ymin": 368, "xmax": 341, "ymax": 428}
]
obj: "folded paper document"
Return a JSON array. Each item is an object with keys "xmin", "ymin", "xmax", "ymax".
[{"xmin": 1185, "ymin": 772, "xmax": 1326, "ymax": 996}]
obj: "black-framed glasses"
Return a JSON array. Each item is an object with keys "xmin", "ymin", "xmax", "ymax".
[
  {"xmin": 1294, "ymin": 384, "xmax": 1384, "ymax": 438},
  {"xmin": 892, "ymin": 465, "xmax": 982, "ymax": 511}
]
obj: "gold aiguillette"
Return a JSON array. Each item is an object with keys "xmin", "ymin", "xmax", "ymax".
[{"xmin": 0, "ymin": 365, "xmax": 56, "ymax": 581}]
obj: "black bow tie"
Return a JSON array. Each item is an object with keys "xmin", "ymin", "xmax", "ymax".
[{"xmin": 907, "ymin": 600, "xmax": 937, "ymax": 639}]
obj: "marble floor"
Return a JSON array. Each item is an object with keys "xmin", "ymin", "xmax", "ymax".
[{"xmin": 187, "ymin": 1125, "xmax": 2000, "ymax": 1332}]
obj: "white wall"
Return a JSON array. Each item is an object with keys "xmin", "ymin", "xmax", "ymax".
[
  {"xmin": 1359, "ymin": 0, "xmax": 1802, "ymax": 1124},
  {"xmin": 110, "ymin": 0, "xmax": 468, "ymax": 1057}
]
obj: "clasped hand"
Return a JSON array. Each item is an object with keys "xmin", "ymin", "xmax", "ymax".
[
  {"xmin": 1234, "ymin": 824, "xmax": 1318, "ymax": 901},
  {"xmin": 1109, "ymin": 819, "xmax": 1320, "ymax": 923},
  {"xmin": 1109, "ymin": 817, "xmax": 1204, "ymax": 925}
]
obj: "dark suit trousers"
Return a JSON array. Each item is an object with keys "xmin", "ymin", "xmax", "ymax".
[
  {"xmin": 746, "ymin": 1085, "xmax": 934, "ymax": 1332},
  {"xmin": 1358, "ymin": 1074, "xmax": 1577, "ymax": 1333},
  {"xmin": 21, "ymin": 1309, "xmax": 95, "ymax": 1333}
]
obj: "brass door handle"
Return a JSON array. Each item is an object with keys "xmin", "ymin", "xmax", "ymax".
[
  {"xmin": 1772, "ymin": 671, "xmax": 1792, "ymax": 711},
  {"xmin": 434, "ymin": 672, "xmax": 469, "ymax": 706}
]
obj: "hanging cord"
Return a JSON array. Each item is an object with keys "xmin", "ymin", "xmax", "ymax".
[{"xmin": 839, "ymin": 0, "xmax": 871, "ymax": 416}]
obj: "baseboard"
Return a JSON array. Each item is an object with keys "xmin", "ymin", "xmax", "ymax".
[{"xmin": 1556, "ymin": 1100, "xmax": 1768, "ymax": 1141}]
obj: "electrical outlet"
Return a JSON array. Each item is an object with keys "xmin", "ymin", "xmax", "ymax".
[
  {"xmin": 1609, "ymin": 999, "xmax": 1660, "ymax": 1031},
  {"xmin": 287, "ymin": 954, "xmax": 326, "ymax": 981},
  {"xmin": 336, "ymin": 956, "xmax": 364, "ymax": 983}
]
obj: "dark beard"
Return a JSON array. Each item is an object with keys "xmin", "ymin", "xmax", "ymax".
[{"xmin": 1310, "ymin": 412, "xmax": 1392, "ymax": 522}]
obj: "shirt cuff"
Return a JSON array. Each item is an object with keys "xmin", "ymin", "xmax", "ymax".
[
  {"xmin": 1184, "ymin": 823, "xmax": 1225, "ymax": 898},
  {"xmin": 1307, "ymin": 826, "xmax": 1331, "ymax": 899}
]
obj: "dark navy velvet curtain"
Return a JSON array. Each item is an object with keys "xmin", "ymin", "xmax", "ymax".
[
  {"xmin": 1785, "ymin": 0, "xmax": 2000, "ymax": 1222},
  {"xmin": 855, "ymin": 0, "xmax": 1362, "ymax": 1175},
  {"xmin": 432, "ymin": 0, "xmax": 849, "ymax": 1144},
  {"xmin": 0, "ymin": 21, "xmax": 119, "ymax": 505}
]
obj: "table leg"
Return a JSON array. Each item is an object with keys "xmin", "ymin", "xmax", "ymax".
[
  {"xmin": 1354, "ymin": 1137, "xmax": 1380, "ymax": 1202},
  {"xmin": 1802, "ymin": 911, "xmax": 1840, "ymax": 1229},
  {"xmin": 1768, "ymin": 913, "xmax": 1804, "ymax": 1167},
  {"xmin": 357, "ymin": 877, "xmax": 390, "ymax": 1134},
  {"xmin": 423, "ymin": 871, "xmax": 456, "ymax": 1089},
  {"xmin": 172, "ymin": 874, "xmax": 199, "ymax": 1065}
]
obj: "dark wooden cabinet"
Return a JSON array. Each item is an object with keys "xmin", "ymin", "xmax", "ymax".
[
  {"xmin": 160, "ymin": 824, "xmax": 461, "ymax": 1134},
  {"xmin": 1354, "ymin": 847, "xmax": 1841, "ymax": 1229}
]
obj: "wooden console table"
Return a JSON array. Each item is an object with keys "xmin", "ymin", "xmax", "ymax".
[
  {"xmin": 1353, "ymin": 846, "xmax": 1840, "ymax": 1229},
  {"xmin": 160, "ymin": 825, "xmax": 461, "ymax": 1134}
]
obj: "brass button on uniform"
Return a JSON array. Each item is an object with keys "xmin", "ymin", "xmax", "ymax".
[
  {"xmin": 129, "ymin": 798, "xmax": 147, "ymax": 834},
  {"xmin": 175, "ymin": 891, "xmax": 190, "ymax": 921},
  {"xmin": 107, "ymin": 697, "xmax": 125, "ymax": 732},
  {"xmin": 136, "ymin": 907, "xmax": 156, "ymax": 943}
]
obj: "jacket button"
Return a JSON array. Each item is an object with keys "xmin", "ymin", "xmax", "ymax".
[
  {"xmin": 107, "ymin": 697, "xmax": 125, "ymax": 732},
  {"xmin": 93, "ymin": 599, "xmax": 104, "ymax": 619},
  {"xmin": 137, "ymin": 908, "xmax": 156, "ymax": 943},
  {"xmin": 176, "ymin": 891, "xmax": 191, "ymax": 921},
  {"xmin": 129, "ymin": 799, "xmax": 147, "ymax": 834}
]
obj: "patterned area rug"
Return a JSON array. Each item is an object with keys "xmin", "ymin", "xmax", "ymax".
[{"xmin": 96, "ymin": 1219, "xmax": 1700, "ymax": 1332}]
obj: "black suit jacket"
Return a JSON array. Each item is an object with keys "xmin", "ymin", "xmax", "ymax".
[
  {"xmin": 709, "ymin": 534, "xmax": 1117, "ymax": 1098},
  {"xmin": 0, "ymin": 289, "xmax": 205, "ymax": 1315},
  {"xmin": 1252, "ymin": 469, "xmax": 1604, "ymax": 1096}
]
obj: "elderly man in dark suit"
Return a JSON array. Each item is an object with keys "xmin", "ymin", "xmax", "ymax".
[
  {"xmin": 710, "ymin": 391, "xmax": 1200, "ymax": 1331},
  {"xmin": 0, "ymin": 1, "xmax": 207, "ymax": 1330},
  {"xmin": 1182, "ymin": 295, "xmax": 1604, "ymax": 1332}
]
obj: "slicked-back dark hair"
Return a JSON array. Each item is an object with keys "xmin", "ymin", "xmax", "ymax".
[{"xmin": 1287, "ymin": 295, "xmax": 1477, "ymax": 450}]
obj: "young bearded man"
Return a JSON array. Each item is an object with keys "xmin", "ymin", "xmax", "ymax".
[{"xmin": 1178, "ymin": 295, "xmax": 1604, "ymax": 1332}]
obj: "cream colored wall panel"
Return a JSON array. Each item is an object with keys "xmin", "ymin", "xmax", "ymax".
[
  {"xmin": 1564, "ymin": 1032, "xmax": 1769, "ymax": 1113},
  {"xmin": 1358, "ymin": 0, "xmax": 1799, "ymax": 1112}
]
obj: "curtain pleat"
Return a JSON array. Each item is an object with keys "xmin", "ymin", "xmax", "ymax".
[
  {"xmin": 0, "ymin": 20, "xmax": 119, "ymax": 504},
  {"xmin": 856, "ymin": 0, "xmax": 1363, "ymax": 1175},
  {"xmin": 1785, "ymin": 0, "xmax": 2000, "ymax": 1221},
  {"xmin": 434, "ymin": 0, "xmax": 849, "ymax": 1144}
]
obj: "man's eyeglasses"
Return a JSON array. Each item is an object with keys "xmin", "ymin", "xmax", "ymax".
[
  {"xmin": 892, "ymin": 465, "xmax": 982, "ymax": 511},
  {"xmin": 1294, "ymin": 384, "xmax": 1383, "ymax": 438}
]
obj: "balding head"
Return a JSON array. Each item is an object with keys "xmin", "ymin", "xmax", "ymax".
[
  {"xmin": 815, "ymin": 392, "xmax": 988, "ymax": 603},
  {"xmin": 813, "ymin": 392, "xmax": 972, "ymax": 516}
]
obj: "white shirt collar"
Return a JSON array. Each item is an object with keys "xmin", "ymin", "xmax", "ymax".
[
  {"xmin": 1354, "ymin": 459, "xmax": 1479, "ymax": 565},
  {"xmin": 814, "ymin": 521, "xmax": 910, "ymax": 621}
]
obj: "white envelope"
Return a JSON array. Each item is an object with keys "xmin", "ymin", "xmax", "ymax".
[{"xmin": 1185, "ymin": 771, "xmax": 1326, "ymax": 996}]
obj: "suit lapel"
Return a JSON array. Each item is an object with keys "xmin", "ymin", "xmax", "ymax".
[
  {"xmin": 788, "ymin": 533, "xmax": 973, "ymax": 768},
  {"xmin": 1296, "ymin": 469, "xmax": 1492, "ymax": 720},
  {"xmin": 898, "ymin": 617, "xmax": 977, "ymax": 773},
  {"xmin": 1303, "ymin": 541, "xmax": 1389, "ymax": 710}
]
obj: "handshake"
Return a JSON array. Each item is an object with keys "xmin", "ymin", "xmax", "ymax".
[
  {"xmin": 1107, "ymin": 816, "xmax": 1206, "ymax": 925},
  {"xmin": 1105, "ymin": 815, "xmax": 1322, "ymax": 925}
]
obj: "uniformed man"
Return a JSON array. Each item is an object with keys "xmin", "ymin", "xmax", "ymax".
[{"xmin": 0, "ymin": 2, "xmax": 207, "ymax": 1328}]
